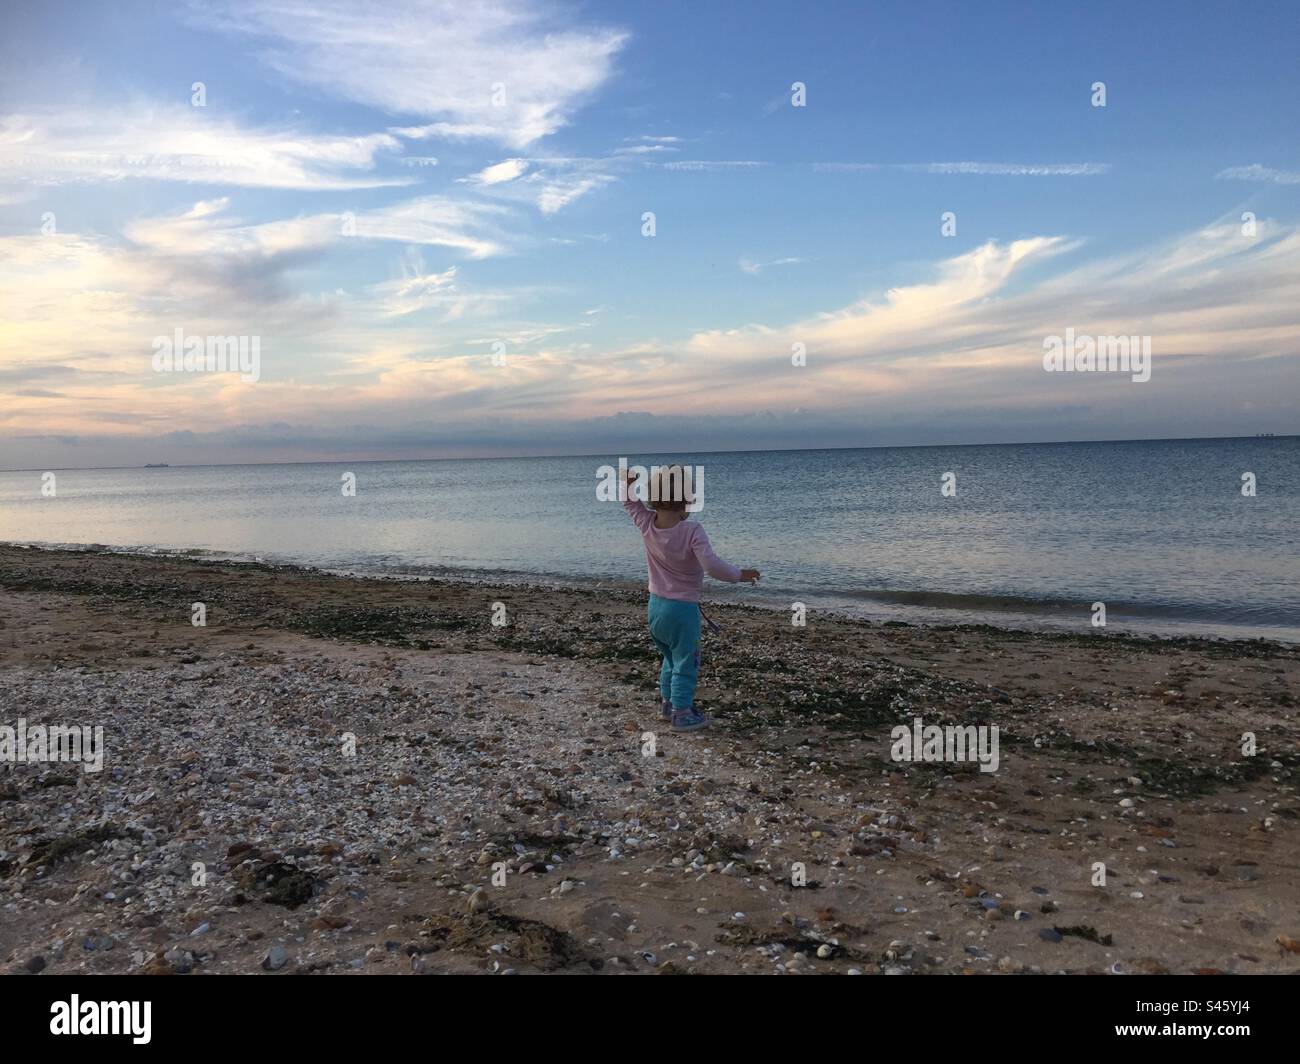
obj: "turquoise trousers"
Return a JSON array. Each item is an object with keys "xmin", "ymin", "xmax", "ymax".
[{"xmin": 647, "ymin": 594, "xmax": 701, "ymax": 710}]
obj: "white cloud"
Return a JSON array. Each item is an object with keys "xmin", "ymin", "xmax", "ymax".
[
  {"xmin": 533, "ymin": 172, "xmax": 615, "ymax": 214},
  {"xmin": 0, "ymin": 108, "xmax": 410, "ymax": 190},
  {"xmin": 468, "ymin": 158, "xmax": 530, "ymax": 185},
  {"xmin": 467, "ymin": 155, "xmax": 617, "ymax": 214},
  {"xmin": 468, "ymin": 145, "xmax": 771, "ymax": 214},
  {"xmin": 739, "ymin": 256, "xmax": 806, "ymax": 275},
  {"xmin": 1217, "ymin": 164, "xmax": 1300, "ymax": 185},
  {"xmin": 369, "ymin": 261, "xmax": 500, "ymax": 320},
  {"xmin": 122, "ymin": 195, "xmax": 513, "ymax": 260},
  {"xmin": 615, "ymin": 135, "xmax": 682, "ymax": 156},
  {"xmin": 905, "ymin": 162, "xmax": 1110, "ymax": 176},
  {"xmin": 344, "ymin": 196, "xmax": 514, "ymax": 258},
  {"xmin": 649, "ymin": 160, "xmax": 770, "ymax": 172},
  {"xmin": 809, "ymin": 163, "xmax": 882, "ymax": 174},
  {"xmin": 195, "ymin": 0, "xmax": 628, "ymax": 149},
  {"xmin": 813, "ymin": 161, "xmax": 1110, "ymax": 176}
]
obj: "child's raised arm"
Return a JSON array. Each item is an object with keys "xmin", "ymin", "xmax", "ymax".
[{"xmin": 622, "ymin": 470, "xmax": 654, "ymax": 533}]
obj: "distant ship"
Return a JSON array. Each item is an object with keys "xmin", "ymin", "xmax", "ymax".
[{"xmin": 144, "ymin": 463, "xmax": 170, "ymax": 468}]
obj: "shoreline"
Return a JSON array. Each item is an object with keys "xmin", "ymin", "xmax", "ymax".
[
  {"xmin": 1, "ymin": 543, "xmax": 1298, "ymax": 975},
  {"xmin": 4, "ymin": 539, "xmax": 1295, "ymax": 647}
]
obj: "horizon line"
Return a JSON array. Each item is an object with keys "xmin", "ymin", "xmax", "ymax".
[{"xmin": 1, "ymin": 431, "xmax": 1293, "ymax": 474}]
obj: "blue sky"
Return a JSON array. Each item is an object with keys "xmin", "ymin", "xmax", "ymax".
[{"xmin": 1, "ymin": 0, "xmax": 1297, "ymax": 467}]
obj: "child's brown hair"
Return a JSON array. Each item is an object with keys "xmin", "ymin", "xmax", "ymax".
[{"xmin": 648, "ymin": 464, "xmax": 690, "ymax": 512}]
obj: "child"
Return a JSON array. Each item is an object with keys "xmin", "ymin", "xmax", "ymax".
[{"xmin": 622, "ymin": 465, "xmax": 759, "ymax": 732}]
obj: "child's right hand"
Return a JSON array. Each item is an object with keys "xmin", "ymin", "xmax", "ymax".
[{"xmin": 740, "ymin": 568, "xmax": 760, "ymax": 584}]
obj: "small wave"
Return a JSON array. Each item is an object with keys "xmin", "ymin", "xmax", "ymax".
[
  {"xmin": 7, "ymin": 539, "xmax": 1296, "ymax": 642},
  {"xmin": 842, "ymin": 587, "xmax": 1297, "ymax": 627}
]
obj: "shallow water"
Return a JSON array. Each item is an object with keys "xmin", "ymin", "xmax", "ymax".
[{"xmin": 2, "ymin": 437, "xmax": 1297, "ymax": 640}]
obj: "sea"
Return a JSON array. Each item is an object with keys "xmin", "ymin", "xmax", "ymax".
[{"xmin": 2, "ymin": 437, "xmax": 1297, "ymax": 641}]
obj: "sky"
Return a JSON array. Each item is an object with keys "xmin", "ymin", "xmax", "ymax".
[{"xmin": 1, "ymin": 0, "xmax": 1298, "ymax": 468}]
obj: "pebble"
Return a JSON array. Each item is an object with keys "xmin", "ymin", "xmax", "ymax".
[{"xmin": 262, "ymin": 945, "xmax": 289, "ymax": 971}]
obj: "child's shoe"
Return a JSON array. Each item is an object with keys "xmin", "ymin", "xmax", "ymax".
[
  {"xmin": 659, "ymin": 699, "xmax": 673, "ymax": 722},
  {"xmin": 671, "ymin": 709, "xmax": 710, "ymax": 732}
]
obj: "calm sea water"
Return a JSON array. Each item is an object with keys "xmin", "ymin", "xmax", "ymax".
[{"xmin": 2, "ymin": 438, "xmax": 1297, "ymax": 640}]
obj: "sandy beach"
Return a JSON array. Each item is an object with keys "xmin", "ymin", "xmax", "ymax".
[{"xmin": 0, "ymin": 543, "xmax": 1297, "ymax": 976}]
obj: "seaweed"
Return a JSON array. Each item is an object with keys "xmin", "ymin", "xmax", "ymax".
[{"xmin": 25, "ymin": 822, "xmax": 137, "ymax": 871}]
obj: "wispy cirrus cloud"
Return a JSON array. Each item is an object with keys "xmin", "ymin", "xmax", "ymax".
[
  {"xmin": 648, "ymin": 160, "xmax": 771, "ymax": 172},
  {"xmin": 368, "ymin": 255, "xmax": 512, "ymax": 320},
  {"xmin": 1217, "ymin": 164, "xmax": 1300, "ymax": 185},
  {"xmin": 192, "ymin": 0, "xmax": 628, "ymax": 150},
  {"xmin": 614, "ymin": 144, "xmax": 678, "ymax": 155},
  {"xmin": 615, "ymin": 135, "xmax": 683, "ymax": 156},
  {"xmin": 812, "ymin": 161, "xmax": 1111, "ymax": 176},
  {"xmin": 463, "ymin": 154, "xmax": 618, "ymax": 214},
  {"xmin": 0, "ymin": 108, "xmax": 411, "ymax": 191},
  {"xmin": 463, "ymin": 145, "xmax": 768, "ymax": 215},
  {"xmin": 739, "ymin": 256, "xmax": 806, "ymax": 275},
  {"xmin": 123, "ymin": 195, "xmax": 513, "ymax": 260},
  {"xmin": 533, "ymin": 173, "xmax": 615, "ymax": 214}
]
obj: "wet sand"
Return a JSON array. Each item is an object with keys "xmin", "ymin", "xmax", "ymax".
[{"xmin": 1, "ymin": 543, "xmax": 1298, "ymax": 975}]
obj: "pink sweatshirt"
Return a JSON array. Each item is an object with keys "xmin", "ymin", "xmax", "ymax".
[{"xmin": 623, "ymin": 498, "xmax": 743, "ymax": 602}]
